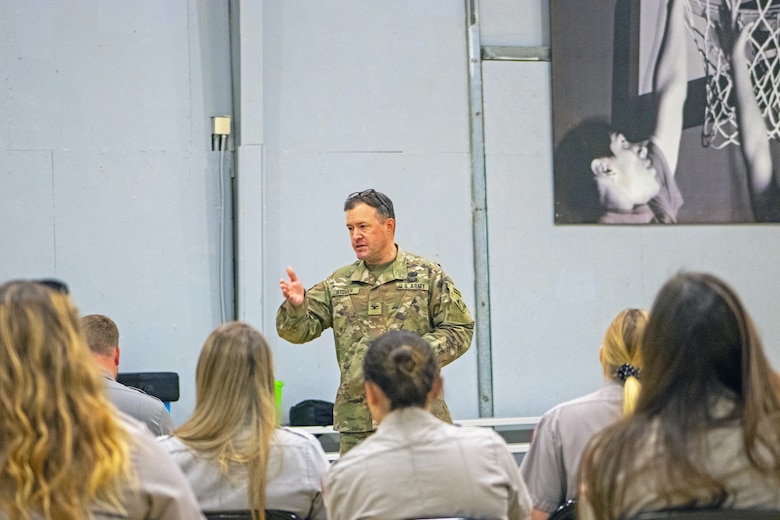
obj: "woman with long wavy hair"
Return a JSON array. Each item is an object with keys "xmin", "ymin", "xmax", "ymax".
[
  {"xmin": 579, "ymin": 272, "xmax": 780, "ymax": 519},
  {"xmin": 520, "ymin": 308, "xmax": 647, "ymax": 520},
  {"xmin": 158, "ymin": 321, "xmax": 328, "ymax": 520},
  {"xmin": 0, "ymin": 280, "xmax": 203, "ymax": 520}
]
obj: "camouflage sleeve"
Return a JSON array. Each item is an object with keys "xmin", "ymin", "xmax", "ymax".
[
  {"xmin": 421, "ymin": 267, "xmax": 474, "ymax": 367},
  {"xmin": 275, "ymin": 279, "xmax": 334, "ymax": 344}
]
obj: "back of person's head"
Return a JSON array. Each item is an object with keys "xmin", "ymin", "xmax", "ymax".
[
  {"xmin": 0, "ymin": 281, "xmax": 131, "ymax": 518},
  {"xmin": 580, "ymin": 272, "xmax": 780, "ymax": 519},
  {"xmin": 81, "ymin": 314, "xmax": 120, "ymax": 356},
  {"xmin": 599, "ymin": 308, "xmax": 648, "ymax": 415},
  {"xmin": 638, "ymin": 272, "xmax": 780, "ymax": 425},
  {"xmin": 343, "ymin": 188, "xmax": 395, "ymax": 220},
  {"xmin": 363, "ymin": 330, "xmax": 438, "ymax": 410},
  {"xmin": 175, "ymin": 321, "xmax": 277, "ymax": 519}
]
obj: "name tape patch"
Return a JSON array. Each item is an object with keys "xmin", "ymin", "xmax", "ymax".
[
  {"xmin": 332, "ymin": 287, "xmax": 361, "ymax": 296},
  {"xmin": 396, "ymin": 282, "xmax": 429, "ymax": 290}
]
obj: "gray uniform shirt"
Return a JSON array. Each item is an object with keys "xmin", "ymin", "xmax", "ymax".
[
  {"xmin": 519, "ymin": 383, "xmax": 623, "ymax": 513},
  {"xmin": 323, "ymin": 407, "xmax": 532, "ymax": 520},
  {"xmin": 95, "ymin": 415, "xmax": 205, "ymax": 519},
  {"xmin": 49, "ymin": 414, "xmax": 202, "ymax": 520},
  {"xmin": 158, "ymin": 427, "xmax": 329, "ymax": 520},
  {"xmin": 105, "ymin": 374, "xmax": 174, "ymax": 435},
  {"xmin": 0, "ymin": 415, "xmax": 201, "ymax": 520}
]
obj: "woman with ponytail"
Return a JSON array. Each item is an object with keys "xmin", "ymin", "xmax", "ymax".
[
  {"xmin": 519, "ymin": 308, "xmax": 648, "ymax": 520},
  {"xmin": 158, "ymin": 322, "xmax": 328, "ymax": 520},
  {"xmin": 323, "ymin": 330, "xmax": 532, "ymax": 520}
]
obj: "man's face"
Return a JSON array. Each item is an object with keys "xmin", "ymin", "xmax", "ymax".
[
  {"xmin": 592, "ymin": 133, "xmax": 661, "ymax": 210},
  {"xmin": 345, "ymin": 202, "xmax": 395, "ymax": 265}
]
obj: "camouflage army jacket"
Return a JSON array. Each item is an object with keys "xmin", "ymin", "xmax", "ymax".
[{"xmin": 276, "ymin": 247, "xmax": 474, "ymax": 432}]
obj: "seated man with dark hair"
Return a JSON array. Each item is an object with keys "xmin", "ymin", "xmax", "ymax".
[{"xmin": 81, "ymin": 314, "xmax": 174, "ymax": 435}]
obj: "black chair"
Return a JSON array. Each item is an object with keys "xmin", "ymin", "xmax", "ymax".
[
  {"xmin": 549, "ymin": 499, "xmax": 577, "ymax": 520},
  {"xmin": 203, "ymin": 511, "xmax": 301, "ymax": 520},
  {"xmin": 626, "ymin": 509, "xmax": 780, "ymax": 520},
  {"xmin": 117, "ymin": 371, "xmax": 180, "ymax": 403}
]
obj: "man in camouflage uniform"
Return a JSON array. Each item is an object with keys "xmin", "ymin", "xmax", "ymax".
[{"xmin": 277, "ymin": 189, "xmax": 474, "ymax": 454}]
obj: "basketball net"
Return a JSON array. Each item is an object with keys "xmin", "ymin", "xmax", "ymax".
[{"xmin": 685, "ymin": 0, "xmax": 780, "ymax": 149}]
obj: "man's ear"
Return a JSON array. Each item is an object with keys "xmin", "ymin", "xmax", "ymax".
[
  {"xmin": 114, "ymin": 346, "xmax": 121, "ymax": 367},
  {"xmin": 591, "ymin": 158, "xmax": 613, "ymax": 178},
  {"xmin": 385, "ymin": 217, "xmax": 396, "ymax": 235}
]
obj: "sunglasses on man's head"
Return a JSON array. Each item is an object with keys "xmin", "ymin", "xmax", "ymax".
[{"xmin": 347, "ymin": 189, "xmax": 394, "ymax": 218}]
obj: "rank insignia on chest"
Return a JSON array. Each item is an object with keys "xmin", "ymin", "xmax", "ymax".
[{"xmin": 368, "ymin": 302, "xmax": 382, "ymax": 315}]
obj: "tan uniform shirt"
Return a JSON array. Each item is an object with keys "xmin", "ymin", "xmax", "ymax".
[
  {"xmin": 323, "ymin": 407, "xmax": 532, "ymax": 520},
  {"xmin": 158, "ymin": 427, "xmax": 329, "ymax": 520},
  {"xmin": 96, "ymin": 414, "xmax": 204, "ymax": 519},
  {"xmin": 520, "ymin": 383, "xmax": 623, "ymax": 512},
  {"xmin": 104, "ymin": 373, "xmax": 174, "ymax": 436},
  {"xmin": 579, "ymin": 397, "xmax": 780, "ymax": 520}
]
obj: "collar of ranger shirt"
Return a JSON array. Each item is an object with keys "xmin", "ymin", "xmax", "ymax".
[{"xmin": 350, "ymin": 245, "xmax": 408, "ymax": 285}]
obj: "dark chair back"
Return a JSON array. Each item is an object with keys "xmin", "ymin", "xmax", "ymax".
[
  {"xmin": 626, "ymin": 509, "xmax": 780, "ymax": 520},
  {"xmin": 203, "ymin": 511, "xmax": 301, "ymax": 520},
  {"xmin": 549, "ymin": 499, "xmax": 577, "ymax": 520}
]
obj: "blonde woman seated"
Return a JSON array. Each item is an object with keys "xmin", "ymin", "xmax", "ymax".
[
  {"xmin": 579, "ymin": 272, "xmax": 780, "ymax": 520},
  {"xmin": 323, "ymin": 330, "xmax": 532, "ymax": 520},
  {"xmin": 0, "ymin": 280, "xmax": 204, "ymax": 520},
  {"xmin": 158, "ymin": 321, "xmax": 328, "ymax": 520},
  {"xmin": 519, "ymin": 308, "xmax": 647, "ymax": 520}
]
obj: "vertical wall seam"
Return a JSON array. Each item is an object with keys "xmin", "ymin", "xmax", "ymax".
[
  {"xmin": 50, "ymin": 150, "xmax": 57, "ymax": 271},
  {"xmin": 186, "ymin": 0, "xmax": 195, "ymax": 151}
]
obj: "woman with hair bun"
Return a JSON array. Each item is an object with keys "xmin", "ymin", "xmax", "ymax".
[
  {"xmin": 323, "ymin": 330, "xmax": 531, "ymax": 520},
  {"xmin": 519, "ymin": 308, "xmax": 648, "ymax": 520}
]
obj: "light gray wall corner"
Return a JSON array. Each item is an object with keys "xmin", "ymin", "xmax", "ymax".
[
  {"xmin": 230, "ymin": 0, "xmax": 264, "ymax": 147},
  {"xmin": 235, "ymin": 144, "xmax": 266, "ymax": 330},
  {"xmin": 230, "ymin": 0, "xmax": 266, "ymax": 331},
  {"xmin": 1, "ymin": 0, "xmax": 234, "ymax": 425}
]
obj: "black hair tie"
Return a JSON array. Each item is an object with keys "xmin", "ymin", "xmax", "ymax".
[{"xmin": 616, "ymin": 363, "xmax": 640, "ymax": 381}]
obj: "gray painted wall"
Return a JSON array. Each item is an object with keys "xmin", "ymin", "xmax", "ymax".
[
  {"xmin": 1, "ymin": 0, "xmax": 233, "ymax": 424},
  {"xmin": 4, "ymin": 0, "xmax": 780, "ymax": 427},
  {"xmin": 256, "ymin": 0, "xmax": 479, "ymax": 421}
]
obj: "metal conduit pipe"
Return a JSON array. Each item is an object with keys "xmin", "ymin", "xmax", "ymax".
[{"xmin": 466, "ymin": 0, "xmax": 494, "ymax": 418}]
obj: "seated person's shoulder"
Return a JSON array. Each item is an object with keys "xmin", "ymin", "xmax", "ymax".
[
  {"xmin": 277, "ymin": 426, "xmax": 321, "ymax": 445},
  {"xmin": 114, "ymin": 410, "xmax": 156, "ymax": 439},
  {"xmin": 109, "ymin": 379, "xmax": 166, "ymax": 403}
]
